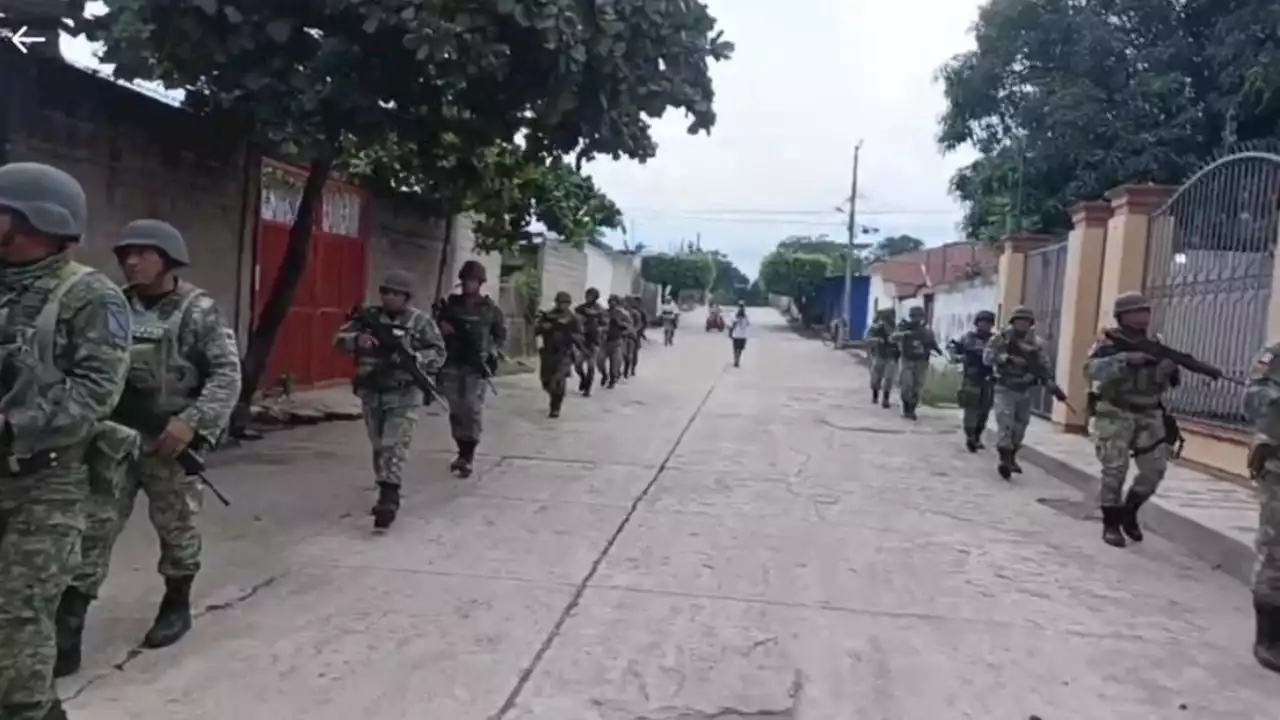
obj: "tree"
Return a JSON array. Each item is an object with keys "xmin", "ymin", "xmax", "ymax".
[
  {"xmin": 757, "ymin": 251, "xmax": 832, "ymax": 325},
  {"xmin": 776, "ymin": 234, "xmax": 864, "ymax": 275},
  {"xmin": 868, "ymin": 234, "xmax": 924, "ymax": 261},
  {"xmin": 89, "ymin": 0, "xmax": 732, "ymax": 425},
  {"xmin": 640, "ymin": 252, "xmax": 716, "ymax": 297},
  {"xmin": 937, "ymin": 0, "xmax": 1280, "ymax": 243},
  {"xmin": 706, "ymin": 249, "xmax": 750, "ymax": 303}
]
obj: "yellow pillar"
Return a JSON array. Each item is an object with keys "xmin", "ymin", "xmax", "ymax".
[
  {"xmin": 1051, "ymin": 201, "xmax": 1111, "ymax": 431},
  {"xmin": 1096, "ymin": 184, "xmax": 1175, "ymax": 330},
  {"xmin": 1267, "ymin": 215, "xmax": 1280, "ymax": 343},
  {"xmin": 995, "ymin": 234, "xmax": 1055, "ymax": 323}
]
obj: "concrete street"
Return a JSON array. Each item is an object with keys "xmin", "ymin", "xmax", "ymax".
[{"xmin": 67, "ymin": 309, "xmax": 1278, "ymax": 719}]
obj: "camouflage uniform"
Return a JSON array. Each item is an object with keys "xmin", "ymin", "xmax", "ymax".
[
  {"xmin": 334, "ymin": 270, "xmax": 445, "ymax": 528},
  {"xmin": 864, "ymin": 310, "xmax": 898, "ymax": 408},
  {"xmin": 622, "ymin": 295, "xmax": 646, "ymax": 378},
  {"xmin": 1243, "ymin": 342, "xmax": 1280, "ymax": 673},
  {"xmin": 1083, "ymin": 292, "xmax": 1179, "ymax": 548},
  {"xmin": 893, "ymin": 306, "xmax": 938, "ymax": 420},
  {"xmin": 951, "ymin": 310, "xmax": 996, "ymax": 452},
  {"xmin": 598, "ymin": 295, "xmax": 632, "ymax": 388},
  {"xmin": 0, "ymin": 163, "xmax": 132, "ymax": 720},
  {"xmin": 436, "ymin": 261, "xmax": 506, "ymax": 478},
  {"xmin": 535, "ymin": 291, "xmax": 584, "ymax": 418},
  {"xmin": 983, "ymin": 306, "xmax": 1045, "ymax": 480},
  {"xmin": 574, "ymin": 289, "xmax": 604, "ymax": 396}
]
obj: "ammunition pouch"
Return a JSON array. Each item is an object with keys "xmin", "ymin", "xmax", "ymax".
[
  {"xmin": 85, "ymin": 421, "xmax": 141, "ymax": 497},
  {"xmin": 1131, "ymin": 407, "xmax": 1183, "ymax": 459}
]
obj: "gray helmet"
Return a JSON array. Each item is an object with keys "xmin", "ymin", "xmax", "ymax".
[
  {"xmin": 607, "ymin": 293, "xmax": 620, "ymax": 305},
  {"xmin": 1009, "ymin": 305, "xmax": 1035, "ymax": 322},
  {"xmin": 0, "ymin": 162, "xmax": 88, "ymax": 240},
  {"xmin": 554, "ymin": 290, "xmax": 572, "ymax": 304},
  {"xmin": 380, "ymin": 270, "xmax": 414, "ymax": 295},
  {"xmin": 585, "ymin": 287, "xmax": 600, "ymax": 300},
  {"xmin": 114, "ymin": 219, "xmax": 190, "ymax": 265},
  {"xmin": 458, "ymin": 260, "xmax": 487, "ymax": 283},
  {"xmin": 908, "ymin": 306, "xmax": 925, "ymax": 318},
  {"xmin": 1113, "ymin": 291, "xmax": 1150, "ymax": 316},
  {"xmin": 974, "ymin": 310, "xmax": 996, "ymax": 324}
]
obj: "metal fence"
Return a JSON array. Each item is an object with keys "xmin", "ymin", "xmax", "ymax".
[
  {"xmin": 1144, "ymin": 148, "xmax": 1280, "ymax": 430},
  {"xmin": 1022, "ymin": 241, "xmax": 1069, "ymax": 417}
]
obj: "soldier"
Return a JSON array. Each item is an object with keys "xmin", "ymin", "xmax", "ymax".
[
  {"xmin": 951, "ymin": 310, "xmax": 997, "ymax": 452},
  {"xmin": 622, "ymin": 295, "xmax": 646, "ymax": 378},
  {"xmin": 436, "ymin": 260, "xmax": 506, "ymax": 478},
  {"xmin": 574, "ymin": 288, "xmax": 605, "ymax": 396},
  {"xmin": 865, "ymin": 309, "xmax": 898, "ymax": 408},
  {"xmin": 333, "ymin": 270, "xmax": 445, "ymax": 529},
  {"xmin": 983, "ymin": 306, "xmax": 1046, "ymax": 479},
  {"xmin": 0, "ymin": 163, "xmax": 132, "ymax": 720},
  {"xmin": 893, "ymin": 305, "xmax": 939, "ymax": 420},
  {"xmin": 598, "ymin": 294, "xmax": 632, "ymax": 389},
  {"xmin": 1083, "ymin": 292, "xmax": 1179, "ymax": 548},
  {"xmin": 535, "ymin": 291, "xmax": 584, "ymax": 418},
  {"xmin": 1243, "ymin": 342, "xmax": 1280, "ymax": 672},
  {"xmin": 54, "ymin": 220, "xmax": 243, "ymax": 678}
]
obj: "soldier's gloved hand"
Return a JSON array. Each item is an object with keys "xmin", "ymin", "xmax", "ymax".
[
  {"xmin": 156, "ymin": 417, "xmax": 196, "ymax": 459},
  {"xmin": 1157, "ymin": 358, "xmax": 1177, "ymax": 374},
  {"xmin": 1124, "ymin": 351, "xmax": 1153, "ymax": 365},
  {"xmin": 357, "ymin": 333, "xmax": 378, "ymax": 349}
]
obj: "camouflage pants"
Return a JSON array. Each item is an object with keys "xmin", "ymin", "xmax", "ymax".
[
  {"xmin": 539, "ymin": 348, "xmax": 573, "ymax": 398},
  {"xmin": 361, "ymin": 395, "xmax": 420, "ymax": 488},
  {"xmin": 1254, "ymin": 467, "xmax": 1280, "ymax": 605},
  {"xmin": 575, "ymin": 343, "xmax": 600, "ymax": 387},
  {"xmin": 897, "ymin": 359, "xmax": 929, "ymax": 405},
  {"xmin": 993, "ymin": 385, "xmax": 1031, "ymax": 451},
  {"xmin": 622, "ymin": 336, "xmax": 639, "ymax": 375},
  {"xmin": 74, "ymin": 455, "xmax": 204, "ymax": 597},
  {"xmin": 958, "ymin": 378, "xmax": 995, "ymax": 436},
  {"xmin": 598, "ymin": 340, "xmax": 624, "ymax": 382},
  {"xmin": 0, "ymin": 480, "xmax": 83, "ymax": 719},
  {"xmin": 1093, "ymin": 406, "xmax": 1168, "ymax": 507},
  {"xmin": 869, "ymin": 356, "xmax": 897, "ymax": 394},
  {"xmin": 439, "ymin": 365, "xmax": 488, "ymax": 442}
]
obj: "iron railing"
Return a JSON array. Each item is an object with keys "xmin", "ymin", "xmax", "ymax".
[
  {"xmin": 1144, "ymin": 149, "xmax": 1280, "ymax": 429},
  {"xmin": 1022, "ymin": 241, "xmax": 1069, "ymax": 417}
]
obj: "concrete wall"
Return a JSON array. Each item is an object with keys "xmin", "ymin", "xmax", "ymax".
[
  {"xmin": 538, "ymin": 240, "xmax": 588, "ymax": 309},
  {"xmin": 366, "ymin": 196, "xmax": 448, "ymax": 304},
  {"xmin": 584, "ymin": 243, "xmax": 615, "ymax": 298},
  {"xmin": 446, "ymin": 214, "xmax": 502, "ymax": 299},
  {"xmin": 928, "ymin": 278, "xmax": 997, "ymax": 367},
  {"xmin": 865, "ymin": 274, "xmax": 897, "ymax": 327},
  {"xmin": 610, "ymin": 253, "xmax": 639, "ymax": 298}
]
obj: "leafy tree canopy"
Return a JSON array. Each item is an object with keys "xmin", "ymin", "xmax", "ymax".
[
  {"xmin": 776, "ymin": 234, "xmax": 863, "ymax": 274},
  {"xmin": 937, "ymin": 0, "xmax": 1280, "ymax": 243},
  {"xmin": 868, "ymin": 234, "xmax": 925, "ymax": 261},
  {"xmin": 757, "ymin": 251, "xmax": 832, "ymax": 302},
  {"xmin": 641, "ymin": 252, "xmax": 716, "ymax": 296},
  {"xmin": 705, "ymin": 249, "xmax": 751, "ymax": 299}
]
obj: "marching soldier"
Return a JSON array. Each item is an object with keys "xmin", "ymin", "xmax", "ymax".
[
  {"xmin": 598, "ymin": 294, "xmax": 632, "ymax": 389},
  {"xmin": 983, "ymin": 306, "xmax": 1045, "ymax": 479},
  {"xmin": 0, "ymin": 163, "xmax": 133, "ymax": 720},
  {"xmin": 1244, "ymin": 341, "xmax": 1280, "ymax": 672},
  {"xmin": 574, "ymin": 288, "xmax": 605, "ymax": 396},
  {"xmin": 333, "ymin": 270, "xmax": 445, "ymax": 529},
  {"xmin": 535, "ymin": 291, "xmax": 584, "ymax": 417},
  {"xmin": 951, "ymin": 310, "xmax": 997, "ymax": 452},
  {"xmin": 865, "ymin": 309, "xmax": 898, "ymax": 408},
  {"xmin": 621, "ymin": 295, "xmax": 646, "ymax": 378},
  {"xmin": 893, "ymin": 305, "xmax": 938, "ymax": 420},
  {"xmin": 436, "ymin": 260, "xmax": 506, "ymax": 478},
  {"xmin": 1083, "ymin": 292, "xmax": 1179, "ymax": 548}
]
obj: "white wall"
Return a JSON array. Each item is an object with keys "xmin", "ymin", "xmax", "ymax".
[
  {"xmin": 538, "ymin": 240, "xmax": 588, "ymax": 309},
  {"xmin": 928, "ymin": 277, "xmax": 997, "ymax": 367},
  {"xmin": 447, "ymin": 214, "xmax": 503, "ymax": 297},
  {"xmin": 610, "ymin": 253, "xmax": 639, "ymax": 298},
  {"xmin": 584, "ymin": 244, "xmax": 615, "ymax": 298},
  {"xmin": 864, "ymin": 273, "xmax": 923, "ymax": 331}
]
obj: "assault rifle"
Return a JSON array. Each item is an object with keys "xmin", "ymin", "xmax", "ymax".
[
  {"xmin": 1102, "ymin": 330, "xmax": 1245, "ymax": 386},
  {"xmin": 111, "ymin": 386, "xmax": 232, "ymax": 506},
  {"xmin": 1006, "ymin": 339, "xmax": 1074, "ymax": 413},
  {"xmin": 346, "ymin": 305, "xmax": 447, "ymax": 406}
]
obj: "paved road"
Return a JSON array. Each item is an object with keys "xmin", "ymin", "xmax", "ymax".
[{"xmin": 67, "ymin": 309, "xmax": 1277, "ymax": 719}]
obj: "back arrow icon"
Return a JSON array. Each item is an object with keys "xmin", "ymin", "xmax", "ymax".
[{"xmin": 10, "ymin": 27, "xmax": 47, "ymax": 55}]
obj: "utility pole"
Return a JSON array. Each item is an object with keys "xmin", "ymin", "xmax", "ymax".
[{"xmin": 840, "ymin": 141, "xmax": 863, "ymax": 344}]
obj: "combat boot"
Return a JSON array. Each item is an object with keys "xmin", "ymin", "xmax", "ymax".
[
  {"xmin": 453, "ymin": 440, "xmax": 477, "ymax": 478},
  {"xmin": 54, "ymin": 586, "xmax": 92, "ymax": 678},
  {"xmin": 549, "ymin": 393, "xmax": 564, "ymax": 418},
  {"xmin": 996, "ymin": 449, "xmax": 1013, "ymax": 480},
  {"xmin": 1101, "ymin": 507, "xmax": 1127, "ymax": 548},
  {"xmin": 1008, "ymin": 448, "xmax": 1024, "ymax": 474},
  {"xmin": 142, "ymin": 575, "xmax": 194, "ymax": 648},
  {"xmin": 880, "ymin": 394, "xmax": 891, "ymax": 409},
  {"xmin": 1120, "ymin": 490, "xmax": 1150, "ymax": 541},
  {"xmin": 43, "ymin": 698, "xmax": 69, "ymax": 720},
  {"xmin": 902, "ymin": 402, "xmax": 917, "ymax": 421},
  {"xmin": 964, "ymin": 434, "xmax": 979, "ymax": 453},
  {"xmin": 372, "ymin": 482, "xmax": 400, "ymax": 529},
  {"xmin": 872, "ymin": 389, "xmax": 879, "ymax": 404},
  {"xmin": 1254, "ymin": 603, "xmax": 1280, "ymax": 673}
]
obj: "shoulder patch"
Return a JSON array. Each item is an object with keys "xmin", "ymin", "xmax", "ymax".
[{"xmin": 104, "ymin": 298, "xmax": 130, "ymax": 344}]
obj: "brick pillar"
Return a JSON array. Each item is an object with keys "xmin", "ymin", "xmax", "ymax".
[
  {"xmin": 1051, "ymin": 201, "xmax": 1112, "ymax": 431},
  {"xmin": 1096, "ymin": 184, "xmax": 1175, "ymax": 330},
  {"xmin": 995, "ymin": 234, "xmax": 1056, "ymax": 323},
  {"xmin": 1267, "ymin": 214, "xmax": 1280, "ymax": 343}
]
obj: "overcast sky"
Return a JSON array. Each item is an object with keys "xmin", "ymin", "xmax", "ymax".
[{"xmin": 57, "ymin": 0, "xmax": 983, "ymax": 279}]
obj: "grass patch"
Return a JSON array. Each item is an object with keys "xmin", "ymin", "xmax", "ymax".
[
  {"xmin": 496, "ymin": 356, "xmax": 536, "ymax": 376},
  {"xmin": 920, "ymin": 365, "xmax": 963, "ymax": 407}
]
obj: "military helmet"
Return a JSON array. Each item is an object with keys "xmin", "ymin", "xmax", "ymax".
[
  {"xmin": 607, "ymin": 293, "xmax": 620, "ymax": 304},
  {"xmin": 1009, "ymin": 305, "xmax": 1035, "ymax": 322},
  {"xmin": 908, "ymin": 306, "xmax": 925, "ymax": 318},
  {"xmin": 0, "ymin": 162, "xmax": 88, "ymax": 240},
  {"xmin": 554, "ymin": 290, "xmax": 572, "ymax": 304},
  {"xmin": 114, "ymin": 219, "xmax": 190, "ymax": 265},
  {"xmin": 458, "ymin": 259, "xmax": 487, "ymax": 283},
  {"xmin": 1113, "ymin": 291, "xmax": 1149, "ymax": 316},
  {"xmin": 585, "ymin": 286, "xmax": 600, "ymax": 300},
  {"xmin": 974, "ymin": 310, "xmax": 996, "ymax": 324},
  {"xmin": 380, "ymin": 269, "xmax": 415, "ymax": 295}
]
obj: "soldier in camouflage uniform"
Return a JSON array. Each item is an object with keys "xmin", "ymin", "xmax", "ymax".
[
  {"xmin": 54, "ymin": 220, "xmax": 242, "ymax": 678},
  {"xmin": 0, "ymin": 163, "xmax": 133, "ymax": 720},
  {"xmin": 535, "ymin": 291, "xmax": 584, "ymax": 418},
  {"xmin": 598, "ymin": 294, "xmax": 632, "ymax": 389},
  {"xmin": 1244, "ymin": 342, "xmax": 1280, "ymax": 672},
  {"xmin": 951, "ymin": 309, "xmax": 996, "ymax": 453},
  {"xmin": 865, "ymin": 309, "xmax": 898, "ymax": 408},
  {"xmin": 621, "ymin": 295, "xmax": 646, "ymax": 378},
  {"xmin": 1084, "ymin": 292, "xmax": 1179, "ymax": 548},
  {"xmin": 983, "ymin": 306, "xmax": 1045, "ymax": 480},
  {"xmin": 436, "ymin": 260, "xmax": 506, "ymax": 478},
  {"xmin": 574, "ymin": 288, "xmax": 604, "ymax": 396},
  {"xmin": 334, "ymin": 270, "xmax": 445, "ymax": 529},
  {"xmin": 893, "ymin": 306, "xmax": 938, "ymax": 420}
]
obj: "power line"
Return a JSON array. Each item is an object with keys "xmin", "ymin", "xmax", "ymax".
[
  {"xmin": 624, "ymin": 207, "xmax": 960, "ymax": 218},
  {"xmin": 615, "ymin": 214, "xmax": 959, "ymax": 228}
]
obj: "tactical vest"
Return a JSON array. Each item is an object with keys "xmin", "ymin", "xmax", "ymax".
[
  {"xmin": 1097, "ymin": 332, "xmax": 1171, "ymax": 409},
  {"xmin": 126, "ymin": 283, "xmax": 206, "ymax": 417},
  {"xmin": 994, "ymin": 330, "xmax": 1040, "ymax": 390},
  {"xmin": 353, "ymin": 306, "xmax": 423, "ymax": 390},
  {"xmin": 898, "ymin": 323, "xmax": 931, "ymax": 361},
  {"xmin": 440, "ymin": 294, "xmax": 497, "ymax": 366},
  {"xmin": 576, "ymin": 303, "xmax": 603, "ymax": 343}
]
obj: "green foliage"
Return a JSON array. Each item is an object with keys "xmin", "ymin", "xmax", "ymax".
[
  {"xmin": 776, "ymin": 234, "xmax": 862, "ymax": 275},
  {"xmin": 758, "ymin": 251, "xmax": 832, "ymax": 300},
  {"xmin": 512, "ymin": 269, "xmax": 542, "ymax": 325},
  {"xmin": 868, "ymin": 234, "xmax": 925, "ymax": 261},
  {"xmin": 920, "ymin": 366, "xmax": 963, "ymax": 407},
  {"xmin": 937, "ymin": 0, "xmax": 1280, "ymax": 243},
  {"xmin": 706, "ymin": 249, "xmax": 750, "ymax": 299},
  {"xmin": 641, "ymin": 252, "xmax": 716, "ymax": 295}
]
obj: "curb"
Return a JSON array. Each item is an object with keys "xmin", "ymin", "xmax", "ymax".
[{"xmin": 1011, "ymin": 437, "xmax": 1256, "ymax": 585}]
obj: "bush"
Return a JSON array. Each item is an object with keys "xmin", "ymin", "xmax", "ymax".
[{"xmin": 920, "ymin": 365, "xmax": 964, "ymax": 407}]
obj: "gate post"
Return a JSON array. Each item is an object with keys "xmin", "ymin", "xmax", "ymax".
[
  {"xmin": 1097, "ymin": 184, "xmax": 1175, "ymax": 329},
  {"xmin": 1051, "ymin": 201, "xmax": 1112, "ymax": 431},
  {"xmin": 1267, "ymin": 222, "xmax": 1280, "ymax": 344},
  {"xmin": 995, "ymin": 233, "xmax": 1055, "ymax": 323}
]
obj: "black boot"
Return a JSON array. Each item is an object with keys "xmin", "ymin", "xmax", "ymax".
[
  {"xmin": 1254, "ymin": 602, "xmax": 1280, "ymax": 673},
  {"xmin": 372, "ymin": 482, "xmax": 400, "ymax": 529},
  {"xmin": 549, "ymin": 393, "xmax": 563, "ymax": 418},
  {"xmin": 996, "ymin": 449, "xmax": 1013, "ymax": 480},
  {"xmin": 1101, "ymin": 507, "xmax": 1127, "ymax": 548},
  {"xmin": 902, "ymin": 402, "xmax": 917, "ymax": 421},
  {"xmin": 1009, "ymin": 448, "xmax": 1024, "ymax": 474},
  {"xmin": 964, "ymin": 434, "xmax": 979, "ymax": 453},
  {"xmin": 872, "ymin": 389, "xmax": 879, "ymax": 404},
  {"xmin": 54, "ymin": 586, "xmax": 92, "ymax": 678},
  {"xmin": 880, "ymin": 394, "xmax": 891, "ymax": 409},
  {"xmin": 453, "ymin": 440, "xmax": 477, "ymax": 478},
  {"xmin": 142, "ymin": 575, "xmax": 194, "ymax": 649},
  {"xmin": 1120, "ymin": 491, "xmax": 1150, "ymax": 541},
  {"xmin": 43, "ymin": 698, "xmax": 69, "ymax": 720}
]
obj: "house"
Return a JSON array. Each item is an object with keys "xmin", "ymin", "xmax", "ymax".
[{"xmin": 864, "ymin": 242, "xmax": 997, "ymax": 334}]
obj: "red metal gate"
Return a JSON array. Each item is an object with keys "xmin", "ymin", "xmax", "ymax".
[{"xmin": 255, "ymin": 159, "xmax": 368, "ymax": 388}]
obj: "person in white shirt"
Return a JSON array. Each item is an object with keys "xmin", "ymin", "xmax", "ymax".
[
  {"xmin": 728, "ymin": 302, "xmax": 750, "ymax": 367},
  {"xmin": 660, "ymin": 297, "xmax": 679, "ymax": 345}
]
